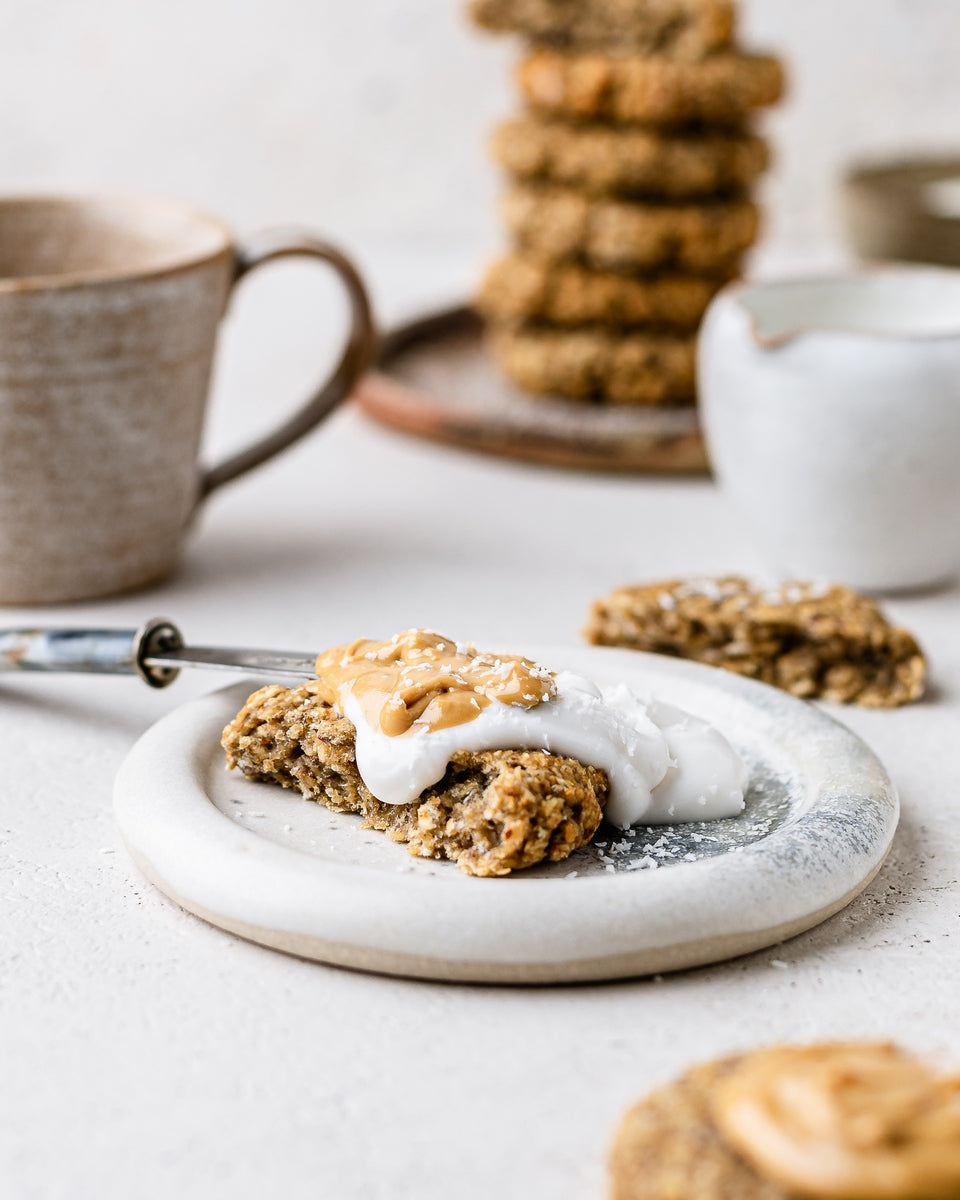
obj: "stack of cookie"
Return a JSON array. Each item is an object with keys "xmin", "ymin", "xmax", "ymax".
[{"xmin": 471, "ymin": 0, "xmax": 784, "ymax": 406}]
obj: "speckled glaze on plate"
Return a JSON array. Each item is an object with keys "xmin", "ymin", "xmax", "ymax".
[{"xmin": 113, "ymin": 647, "xmax": 898, "ymax": 983}]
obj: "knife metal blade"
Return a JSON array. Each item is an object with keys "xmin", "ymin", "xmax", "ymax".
[{"xmin": 0, "ymin": 618, "xmax": 318, "ymax": 689}]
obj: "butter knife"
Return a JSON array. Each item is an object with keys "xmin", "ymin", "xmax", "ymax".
[{"xmin": 0, "ymin": 618, "xmax": 317, "ymax": 689}]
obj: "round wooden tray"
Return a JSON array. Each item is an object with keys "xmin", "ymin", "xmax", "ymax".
[{"xmin": 354, "ymin": 306, "xmax": 709, "ymax": 473}]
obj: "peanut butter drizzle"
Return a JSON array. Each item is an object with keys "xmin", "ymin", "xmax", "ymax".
[
  {"xmin": 313, "ymin": 629, "xmax": 556, "ymax": 737},
  {"xmin": 713, "ymin": 1044, "xmax": 960, "ymax": 1200}
]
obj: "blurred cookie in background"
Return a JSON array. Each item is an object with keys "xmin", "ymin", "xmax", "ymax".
[
  {"xmin": 470, "ymin": 0, "xmax": 737, "ymax": 59},
  {"xmin": 611, "ymin": 1043, "xmax": 960, "ymax": 1200},
  {"xmin": 472, "ymin": 0, "xmax": 783, "ymax": 408},
  {"xmin": 492, "ymin": 117, "xmax": 770, "ymax": 200}
]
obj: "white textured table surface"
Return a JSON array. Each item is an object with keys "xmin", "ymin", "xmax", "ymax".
[{"xmin": 3, "ymin": 255, "xmax": 960, "ymax": 1200}]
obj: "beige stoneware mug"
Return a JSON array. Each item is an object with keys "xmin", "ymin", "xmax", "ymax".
[{"xmin": 0, "ymin": 194, "xmax": 376, "ymax": 603}]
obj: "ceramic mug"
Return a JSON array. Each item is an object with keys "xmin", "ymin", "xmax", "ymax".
[
  {"xmin": 699, "ymin": 268, "xmax": 960, "ymax": 592},
  {"xmin": 0, "ymin": 194, "xmax": 376, "ymax": 604}
]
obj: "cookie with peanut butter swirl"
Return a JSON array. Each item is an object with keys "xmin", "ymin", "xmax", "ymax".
[
  {"xmin": 611, "ymin": 1044, "xmax": 960, "ymax": 1200},
  {"xmin": 222, "ymin": 629, "xmax": 746, "ymax": 875},
  {"xmin": 222, "ymin": 681, "xmax": 606, "ymax": 878},
  {"xmin": 222, "ymin": 631, "xmax": 604, "ymax": 878}
]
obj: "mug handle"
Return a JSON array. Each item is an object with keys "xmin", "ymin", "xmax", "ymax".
[{"xmin": 198, "ymin": 230, "xmax": 376, "ymax": 500}]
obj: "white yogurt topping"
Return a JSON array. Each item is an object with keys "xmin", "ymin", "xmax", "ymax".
[{"xmin": 339, "ymin": 669, "xmax": 746, "ymax": 828}]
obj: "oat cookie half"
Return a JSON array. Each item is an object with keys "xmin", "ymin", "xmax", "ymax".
[
  {"xmin": 489, "ymin": 324, "xmax": 696, "ymax": 404},
  {"xmin": 586, "ymin": 576, "xmax": 927, "ymax": 707},
  {"xmin": 493, "ymin": 116, "xmax": 770, "ymax": 199},
  {"xmin": 504, "ymin": 184, "xmax": 759, "ymax": 273},
  {"xmin": 222, "ymin": 681, "xmax": 607, "ymax": 877},
  {"xmin": 470, "ymin": 0, "xmax": 736, "ymax": 60},
  {"xmin": 517, "ymin": 48, "xmax": 785, "ymax": 126},
  {"xmin": 478, "ymin": 254, "xmax": 725, "ymax": 329}
]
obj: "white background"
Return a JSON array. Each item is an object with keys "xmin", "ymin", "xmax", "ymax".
[{"xmin": 4, "ymin": 0, "xmax": 960, "ymax": 277}]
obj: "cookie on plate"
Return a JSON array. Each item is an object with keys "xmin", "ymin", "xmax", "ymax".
[
  {"xmin": 517, "ymin": 48, "xmax": 785, "ymax": 126},
  {"xmin": 489, "ymin": 324, "xmax": 696, "ymax": 404},
  {"xmin": 503, "ymin": 185, "xmax": 759, "ymax": 273},
  {"xmin": 470, "ymin": 0, "xmax": 736, "ymax": 60},
  {"xmin": 611, "ymin": 1044, "xmax": 960, "ymax": 1200},
  {"xmin": 492, "ymin": 116, "xmax": 770, "ymax": 200},
  {"xmin": 478, "ymin": 254, "xmax": 726, "ymax": 329},
  {"xmin": 223, "ymin": 680, "xmax": 607, "ymax": 878},
  {"xmin": 585, "ymin": 576, "xmax": 927, "ymax": 706}
]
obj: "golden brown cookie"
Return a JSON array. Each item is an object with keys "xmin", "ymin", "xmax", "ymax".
[
  {"xmin": 493, "ymin": 116, "xmax": 770, "ymax": 200},
  {"xmin": 503, "ymin": 184, "xmax": 759, "ymax": 273},
  {"xmin": 612, "ymin": 1045, "xmax": 960, "ymax": 1199},
  {"xmin": 585, "ymin": 576, "xmax": 927, "ymax": 707},
  {"xmin": 470, "ymin": 0, "xmax": 736, "ymax": 60},
  {"xmin": 222, "ymin": 681, "xmax": 607, "ymax": 877},
  {"xmin": 517, "ymin": 48, "xmax": 785, "ymax": 126},
  {"xmin": 611, "ymin": 1057, "xmax": 792, "ymax": 1200},
  {"xmin": 478, "ymin": 254, "xmax": 726, "ymax": 329},
  {"xmin": 488, "ymin": 324, "xmax": 696, "ymax": 404}
]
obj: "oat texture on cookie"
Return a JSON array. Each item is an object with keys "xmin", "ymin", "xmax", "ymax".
[
  {"xmin": 586, "ymin": 576, "xmax": 926, "ymax": 707},
  {"xmin": 471, "ymin": 0, "xmax": 783, "ymax": 406},
  {"xmin": 222, "ymin": 632, "xmax": 614, "ymax": 876},
  {"xmin": 222, "ymin": 680, "xmax": 607, "ymax": 877}
]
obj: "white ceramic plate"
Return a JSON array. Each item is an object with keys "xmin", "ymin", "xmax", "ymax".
[{"xmin": 113, "ymin": 647, "xmax": 898, "ymax": 983}]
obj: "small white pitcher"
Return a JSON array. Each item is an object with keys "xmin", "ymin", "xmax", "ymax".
[{"xmin": 698, "ymin": 268, "xmax": 960, "ymax": 592}]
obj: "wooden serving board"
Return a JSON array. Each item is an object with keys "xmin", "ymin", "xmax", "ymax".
[{"xmin": 354, "ymin": 306, "xmax": 709, "ymax": 474}]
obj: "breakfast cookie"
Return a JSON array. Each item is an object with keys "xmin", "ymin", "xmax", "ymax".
[
  {"xmin": 611, "ymin": 1057, "xmax": 789, "ymax": 1200},
  {"xmin": 503, "ymin": 185, "xmax": 759, "ymax": 272},
  {"xmin": 586, "ymin": 576, "xmax": 927, "ymax": 706},
  {"xmin": 493, "ymin": 116, "xmax": 770, "ymax": 199},
  {"xmin": 611, "ymin": 1044, "xmax": 960, "ymax": 1200},
  {"xmin": 470, "ymin": 0, "xmax": 736, "ymax": 60},
  {"xmin": 223, "ymin": 681, "xmax": 607, "ymax": 877},
  {"xmin": 489, "ymin": 324, "xmax": 696, "ymax": 404},
  {"xmin": 478, "ymin": 254, "xmax": 725, "ymax": 328},
  {"xmin": 517, "ymin": 48, "xmax": 785, "ymax": 126}
]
